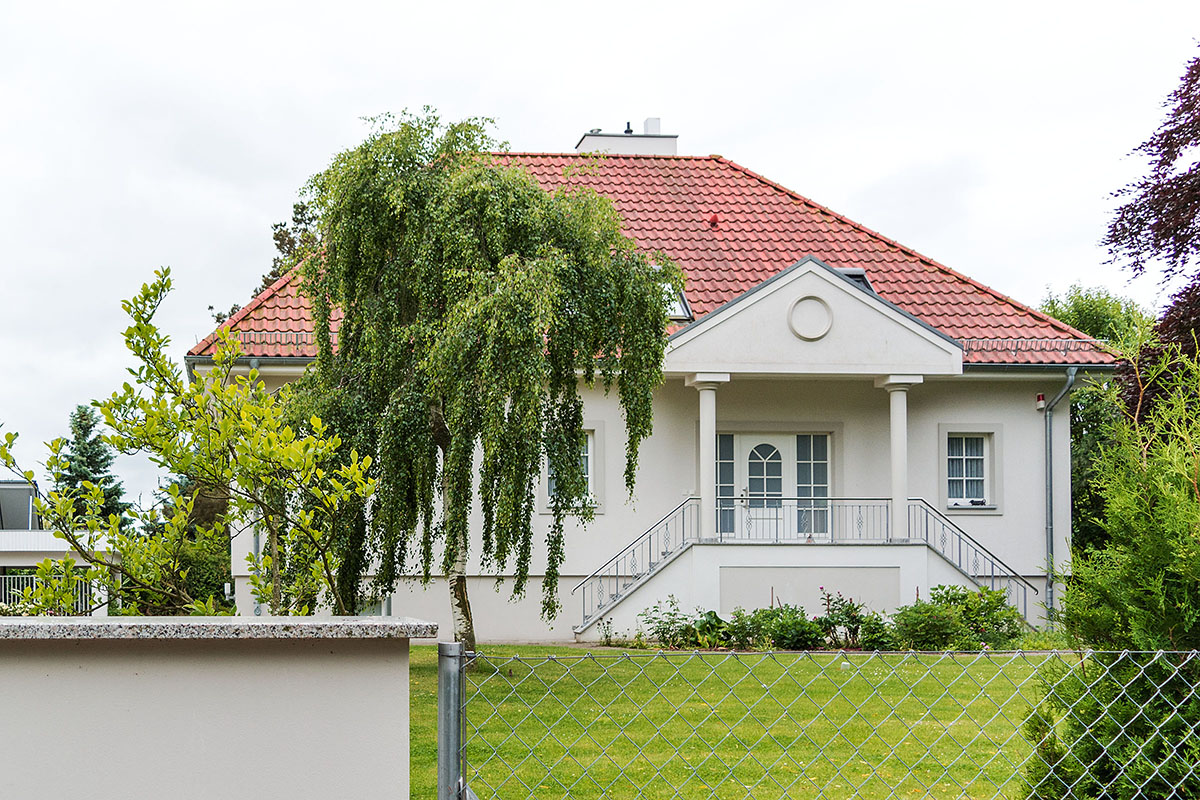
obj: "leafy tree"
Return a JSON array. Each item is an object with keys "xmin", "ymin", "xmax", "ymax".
[
  {"xmin": 1, "ymin": 270, "xmax": 375, "ymax": 616},
  {"xmin": 1119, "ymin": 277, "xmax": 1200, "ymax": 422},
  {"xmin": 292, "ymin": 111, "xmax": 682, "ymax": 648},
  {"xmin": 207, "ymin": 302, "xmax": 241, "ymax": 326},
  {"xmin": 1104, "ymin": 47, "xmax": 1200, "ymax": 282},
  {"xmin": 141, "ymin": 476, "xmax": 233, "ymax": 612},
  {"xmin": 1022, "ymin": 332, "xmax": 1200, "ymax": 798},
  {"xmin": 54, "ymin": 404, "xmax": 130, "ymax": 528},
  {"xmin": 1021, "ymin": 50, "xmax": 1200, "ymax": 797},
  {"xmin": 1040, "ymin": 285, "xmax": 1151, "ymax": 552}
]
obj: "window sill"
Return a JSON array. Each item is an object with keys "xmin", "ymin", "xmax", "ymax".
[
  {"xmin": 944, "ymin": 504, "xmax": 1000, "ymax": 515},
  {"xmin": 539, "ymin": 500, "xmax": 604, "ymax": 516}
]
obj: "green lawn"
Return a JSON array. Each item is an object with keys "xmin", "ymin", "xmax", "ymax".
[{"xmin": 411, "ymin": 645, "xmax": 1054, "ymax": 799}]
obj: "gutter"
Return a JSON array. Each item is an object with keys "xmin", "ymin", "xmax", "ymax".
[{"xmin": 1043, "ymin": 366, "xmax": 1077, "ymax": 617}]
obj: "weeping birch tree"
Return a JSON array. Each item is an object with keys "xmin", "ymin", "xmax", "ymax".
[{"xmin": 293, "ymin": 112, "xmax": 682, "ymax": 648}]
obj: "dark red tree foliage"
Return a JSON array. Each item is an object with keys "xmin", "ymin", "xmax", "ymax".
[
  {"xmin": 1105, "ymin": 49, "xmax": 1200, "ymax": 282},
  {"xmin": 1119, "ymin": 277, "xmax": 1200, "ymax": 420}
]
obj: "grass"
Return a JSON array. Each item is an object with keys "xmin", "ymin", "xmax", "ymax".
[{"xmin": 411, "ymin": 644, "xmax": 1057, "ymax": 799}]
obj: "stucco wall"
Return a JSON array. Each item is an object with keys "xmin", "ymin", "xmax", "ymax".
[
  {"xmin": 0, "ymin": 619, "xmax": 426, "ymax": 799},
  {"xmin": 229, "ymin": 370, "xmax": 1071, "ymax": 639}
]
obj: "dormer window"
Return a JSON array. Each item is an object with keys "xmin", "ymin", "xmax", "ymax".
[
  {"xmin": 667, "ymin": 290, "xmax": 693, "ymax": 321},
  {"xmin": 835, "ymin": 267, "xmax": 875, "ymax": 294}
]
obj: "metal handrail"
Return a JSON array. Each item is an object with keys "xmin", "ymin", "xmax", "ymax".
[
  {"xmin": 572, "ymin": 496, "xmax": 699, "ymax": 595},
  {"xmin": 909, "ymin": 498, "xmax": 1039, "ymax": 595},
  {"xmin": 574, "ymin": 495, "xmax": 1038, "ymax": 630}
]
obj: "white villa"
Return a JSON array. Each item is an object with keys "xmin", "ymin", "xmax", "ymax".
[{"xmin": 186, "ymin": 121, "xmax": 1112, "ymax": 641}]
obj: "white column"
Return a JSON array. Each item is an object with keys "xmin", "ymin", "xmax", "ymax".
[
  {"xmin": 686, "ymin": 373, "xmax": 730, "ymax": 539},
  {"xmin": 888, "ymin": 386, "xmax": 909, "ymax": 541},
  {"xmin": 876, "ymin": 375, "xmax": 922, "ymax": 541},
  {"xmin": 698, "ymin": 385, "xmax": 717, "ymax": 538}
]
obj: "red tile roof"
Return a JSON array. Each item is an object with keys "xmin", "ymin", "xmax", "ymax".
[{"xmin": 188, "ymin": 153, "xmax": 1111, "ymax": 366}]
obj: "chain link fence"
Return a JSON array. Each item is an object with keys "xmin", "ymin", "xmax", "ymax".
[{"xmin": 437, "ymin": 646, "xmax": 1200, "ymax": 799}]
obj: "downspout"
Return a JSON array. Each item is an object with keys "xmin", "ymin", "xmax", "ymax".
[{"xmin": 1044, "ymin": 366, "xmax": 1077, "ymax": 617}]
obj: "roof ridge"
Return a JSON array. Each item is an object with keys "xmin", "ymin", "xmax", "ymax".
[
  {"xmin": 711, "ymin": 156, "xmax": 1095, "ymax": 343},
  {"xmin": 502, "ymin": 151, "xmax": 720, "ymax": 161},
  {"xmin": 187, "ymin": 269, "xmax": 299, "ymax": 356}
]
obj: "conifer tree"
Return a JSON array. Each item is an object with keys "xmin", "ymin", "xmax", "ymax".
[{"xmin": 56, "ymin": 405, "xmax": 129, "ymax": 527}]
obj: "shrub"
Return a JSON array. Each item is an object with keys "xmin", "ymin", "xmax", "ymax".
[
  {"xmin": 859, "ymin": 612, "xmax": 899, "ymax": 651},
  {"xmin": 892, "ymin": 600, "xmax": 962, "ymax": 650},
  {"xmin": 815, "ymin": 588, "xmax": 865, "ymax": 649},
  {"xmin": 891, "ymin": 585, "xmax": 1026, "ymax": 651},
  {"xmin": 179, "ymin": 537, "xmax": 233, "ymax": 611},
  {"xmin": 1023, "ymin": 654, "xmax": 1200, "ymax": 799},
  {"xmin": 725, "ymin": 608, "xmax": 758, "ymax": 650},
  {"xmin": 692, "ymin": 610, "xmax": 727, "ymax": 649},
  {"xmin": 931, "ymin": 585, "xmax": 1025, "ymax": 649},
  {"xmin": 597, "ymin": 618, "xmax": 615, "ymax": 647},
  {"xmin": 638, "ymin": 595, "xmax": 694, "ymax": 648},
  {"xmin": 1021, "ymin": 329, "xmax": 1200, "ymax": 797},
  {"xmin": 760, "ymin": 604, "xmax": 824, "ymax": 651}
]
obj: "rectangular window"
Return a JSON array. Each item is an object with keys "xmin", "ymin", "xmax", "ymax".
[
  {"xmin": 716, "ymin": 433, "xmax": 735, "ymax": 534},
  {"xmin": 548, "ymin": 431, "xmax": 594, "ymax": 500},
  {"xmin": 947, "ymin": 434, "xmax": 987, "ymax": 505},
  {"xmin": 797, "ymin": 434, "xmax": 830, "ymax": 534}
]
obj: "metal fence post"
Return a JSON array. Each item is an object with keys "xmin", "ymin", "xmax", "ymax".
[{"xmin": 437, "ymin": 641, "xmax": 464, "ymax": 800}]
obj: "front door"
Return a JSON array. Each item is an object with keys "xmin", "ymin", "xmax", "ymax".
[
  {"xmin": 738, "ymin": 435, "xmax": 794, "ymax": 540},
  {"xmin": 719, "ymin": 433, "xmax": 831, "ymax": 540}
]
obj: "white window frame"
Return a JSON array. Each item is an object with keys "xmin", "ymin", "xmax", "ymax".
[
  {"xmin": 541, "ymin": 422, "xmax": 605, "ymax": 514},
  {"xmin": 938, "ymin": 423, "xmax": 1003, "ymax": 514}
]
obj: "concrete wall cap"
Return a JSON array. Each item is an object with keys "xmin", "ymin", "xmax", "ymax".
[{"xmin": 0, "ymin": 616, "xmax": 438, "ymax": 640}]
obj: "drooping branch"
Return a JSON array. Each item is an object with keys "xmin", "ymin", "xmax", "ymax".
[{"xmin": 291, "ymin": 111, "xmax": 682, "ymax": 636}]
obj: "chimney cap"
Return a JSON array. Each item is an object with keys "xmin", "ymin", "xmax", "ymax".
[{"xmin": 575, "ymin": 119, "xmax": 678, "ymax": 155}]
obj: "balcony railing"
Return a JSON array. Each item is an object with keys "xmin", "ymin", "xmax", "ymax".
[
  {"xmin": 0, "ymin": 574, "xmax": 96, "ymax": 614},
  {"xmin": 715, "ymin": 496, "xmax": 891, "ymax": 543}
]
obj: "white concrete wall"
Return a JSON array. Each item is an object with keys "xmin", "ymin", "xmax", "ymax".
[{"xmin": 0, "ymin": 621, "xmax": 418, "ymax": 799}]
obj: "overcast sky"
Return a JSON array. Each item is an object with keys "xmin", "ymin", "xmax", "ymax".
[{"xmin": 2, "ymin": 1, "xmax": 1198, "ymax": 505}]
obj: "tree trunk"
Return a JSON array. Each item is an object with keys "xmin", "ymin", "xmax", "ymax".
[
  {"xmin": 450, "ymin": 538, "xmax": 476, "ymax": 651},
  {"xmin": 433, "ymin": 405, "xmax": 476, "ymax": 650},
  {"xmin": 266, "ymin": 515, "xmax": 282, "ymax": 615},
  {"xmin": 445, "ymin": 474, "xmax": 476, "ymax": 651}
]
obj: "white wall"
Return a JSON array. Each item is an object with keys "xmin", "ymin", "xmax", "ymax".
[{"xmin": 0, "ymin": 619, "xmax": 419, "ymax": 800}]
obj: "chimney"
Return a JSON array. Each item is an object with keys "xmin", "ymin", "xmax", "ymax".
[{"xmin": 575, "ymin": 117, "xmax": 678, "ymax": 156}]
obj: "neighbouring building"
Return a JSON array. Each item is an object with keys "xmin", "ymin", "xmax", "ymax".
[
  {"xmin": 186, "ymin": 120, "xmax": 1112, "ymax": 641},
  {"xmin": 0, "ymin": 480, "xmax": 103, "ymax": 614}
]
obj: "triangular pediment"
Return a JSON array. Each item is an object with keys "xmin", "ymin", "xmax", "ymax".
[{"xmin": 665, "ymin": 256, "xmax": 963, "ymax": 377}]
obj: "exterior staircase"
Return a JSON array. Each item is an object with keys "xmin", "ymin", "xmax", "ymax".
[{"xmin": 571, "ymin": 497, "xmax": 1038, "ymax": 634}]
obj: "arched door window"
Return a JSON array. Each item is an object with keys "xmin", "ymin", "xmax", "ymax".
[{"xmin": 747, "ymin": 443, "xmax": 783, "ymax": 508}]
